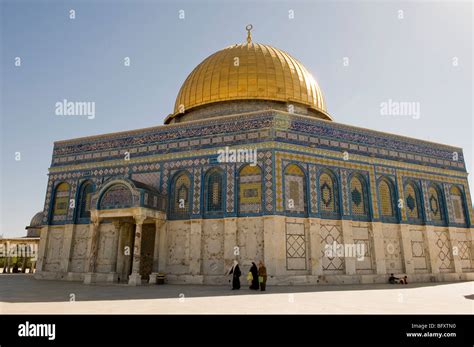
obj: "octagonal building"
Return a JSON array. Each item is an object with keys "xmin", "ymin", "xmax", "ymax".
[{"xmin": 35, "ymin": 29, "xmax": 474, "ymax": 285}]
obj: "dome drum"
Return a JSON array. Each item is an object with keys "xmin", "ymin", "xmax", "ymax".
[{"xmin": 166, "ymin": 99, "xmax": 331, "ymax": 124}]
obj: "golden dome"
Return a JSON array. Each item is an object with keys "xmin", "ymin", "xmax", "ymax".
[{"xmin": 168, "ymin": 27, "xmax": 331, "ymax": 123}]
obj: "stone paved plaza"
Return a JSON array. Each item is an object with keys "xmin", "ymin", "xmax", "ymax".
[{"xmin": 0, "ymin": 275, "xmax": 473, "ymax": 314}]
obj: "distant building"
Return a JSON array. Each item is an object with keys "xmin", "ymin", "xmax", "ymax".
[
  {"xmin": 25, "ymin": 211, "xmax": 43, "ymax": 238},
  {"xmin": 1, "ymin": 212, "xmax": 41, "ymax": 273}
]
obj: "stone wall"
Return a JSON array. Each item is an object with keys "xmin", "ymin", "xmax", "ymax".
[
  {"xmin": 69, "ymin": 225, "xmax": 90, "ymax": 273},
  {"xmin": 43, "ymin": 226, "xmax": 64, "ymax": 273},
  {"xmin": 201, "ymin": 219, "xmax": 224, "ymax": 276},
  {"xmin": 35, "ymin": 215, "xmax": 474, "ymax": 285},
  {"xmin": 352, "ymin": 223, "xmax": 374, "ymax": 275},
  {"xmin": 382, "ymin": 223, "xmax": 404, "ymax": 274},
  {"xmin": 407, "ymin": 226, "xmax": 429, "ymax": 273},
  {"xmin": 236, "ymin": 218, "xmax": 264, "ymax": 270},
  {"xmin": 166, "ymin": 220, "xmax": 191, "ymax": 274},
  {"xmin": 95, "ymin": 223, "xmax": 118, "ymax": 274}
]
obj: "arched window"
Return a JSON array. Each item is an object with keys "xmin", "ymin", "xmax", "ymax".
[
  {"xmin": 170, "ymin": 172, "xmax": 191, "ymax": 217},
  {"xmin": 284, "ymin": 164, "xmax": 307, "ymax": 215},
  {"xmin": 404, "ymin": 181, "xmax": 423, "ymax": 222},
  {"xmin": 76, "ymin": 181, "xmax": 94, "ymax": 222},
  {"xmin": 318, "ymin": 170, "xmax": 340, "ymax": 216},
  {"xmin": 349, "ymin": 174, "xmax": 369, "ymax": 219},
  {"xmin": 205, "ymin": 168, "xmax": 224, "ymax": 214},
  {"xmin": 450, "ymin": 186, "xmax": 467, "ymax": 225},
  {"xmin": 428, "ymin": 184, "xmax": 445, "ymax": 224},
  {"xmin": 99, "ymin": 184, "xmax": 133, "ymax": 210},
  {"xmin": 378, "ymin": 177, "xmax": 397, "ymax": 221},
  {"xmin": 51, "ymin": 182, "xmax": 70, "ymax": 223},
  {"xmin": 238, "ymin": 165, "xmax": 262, "ymax": 214}
]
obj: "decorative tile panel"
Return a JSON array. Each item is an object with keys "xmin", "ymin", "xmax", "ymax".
[
  {"xmin": 320, "ymin": 224, "xmax": 345, "ymax": 273},
  {"xmin": 192, "ymin": 167, "xmax": 202, "ymax": 215},
  {"xmin": 286, "ymin": 222, "xmax": 307, "ymax": 270},
  {"xmin": 309, "ymin": 165, "xmax": 318, "ymax": 214},
  {"xmin": 434, "ymin": 230, "xmax": 454, "ymax": 272},
  {"xmin": 264, "ymin": 151, "xmax": 273, "ymax": 213},
  {"xmin": 226, "ymin": 164, "xmax": 235, "ymax": 213},
  {"xmin": 340, "ymin": 169, "xmax": 349, "ymax": 215}
]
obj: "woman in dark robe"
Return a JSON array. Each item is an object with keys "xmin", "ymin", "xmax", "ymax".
[
  {"xmin": 258, "ymin": 261, "xmax": 267, "ymax": 291},
  {"xmin": 249, "ymin": 262, "xmax": 259, "ymax": 290},
  {"xmin": 228, "ymin": 260, "xmax": 241, "ymax": 290}
]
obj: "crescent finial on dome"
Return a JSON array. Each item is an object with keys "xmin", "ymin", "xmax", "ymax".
[{"xmin": 246, "ymin": 24, "xmax": 253, "ymax": 44}]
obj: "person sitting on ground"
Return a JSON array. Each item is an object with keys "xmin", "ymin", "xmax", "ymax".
[
  {"xmin": 399, "ymin": 276, "xmax": 408, "ymax": 284},
  {"xmin": 388, "ymin": 273, "xmax": 399, "ymax": 284}
]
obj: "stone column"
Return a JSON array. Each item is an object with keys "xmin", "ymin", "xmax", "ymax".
[
  {"xmin": 308, "ymin": 218, "xmax": 323, "ymax": 276},
  {"xmin": 188, "ymin": 219, "xmax": 203, "ymax": 276},
  {"xmin": 399, "ymin": 224, "xmax": 415, "ymax": 274},
  {"xmin": 129, "ymin": 215, "xmax": 146, "ymax": 286},
  {"xmin": 60, "ymin": 224, "xmax": 75, "ymax": 274},
  {"xmin": 115, "ymin": 221, "xmax": 125, "ymax": 280},
  {"xmin": 3, "ymin": 241, "xmax": 11, "ymax": 273},
  {"xmin": 371, "ymin": 222, "xmax": 387, "ymax": 274},
  {"xmin": 21, "ymin": 246, "xmax": 28, "ymax": 273},
  {"xmin": 149, "ymin": 219, "xmax": 166, "ymax": 284},
  {"xmin": 84, "ymin": 214, "xmax": 100, "ymax": 284},
  {"xmin": 158, "ymin": 221, "xmax": 168, "ymax": 273},
  {"xmin": 341, "ymin": 219, "xmax": 356, "ymax": 275},
  {"xmin": 448, "ymin": 227, "xmax": 463, "ymax": 274},
  {"xmin": 1, "ymin": 242, "xmax": 5, "ymax": 273}
]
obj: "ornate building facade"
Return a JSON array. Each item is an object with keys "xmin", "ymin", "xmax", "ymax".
[{"xmin": 35, "ymin": 28, "xmax": 474, "ymax": 285}]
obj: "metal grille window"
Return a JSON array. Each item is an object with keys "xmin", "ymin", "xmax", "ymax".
[
  {"xmin": 405, "ymin": 183, "xmax": 421, "ymax": 220},
  {"xmin": 450, "ymin": 186, "xmax": 466, "ymax": 225},
  {"xmin": 206, "ymin": 170, "xmax": 223, "ymax": 212},
  {"xmin": 79, "ymin": 182, "xmax": 94, "ymax": 219},
  {"xmin": 171, "ymin": 173, "xmax": 191, "ymax": 216},
  {"xmin": 289, "ymin": 181, "xmax": 300, "ymax": 204},
  {"xmin": 319, "ymin": 171, "xmax": 339, "ymax": 215},
  {"xmin": 379, "ymin": 179, "xmax": 394, "ymax": 217},
  {"xmin": 428, "ymin": 185, "xmax": 444, "ymax": 222},
  {"xmin": 350, "ymin": 175, "xmax": 368, "ymax": 218}
]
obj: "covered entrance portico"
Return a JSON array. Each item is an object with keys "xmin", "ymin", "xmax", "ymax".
[
  {"xmin": 83, "ymin": 178, "xmax": 167, "ymax": 285},
  {"xmin": 84, "ymin": 207, "xmax": 166, "ymax": 285}
]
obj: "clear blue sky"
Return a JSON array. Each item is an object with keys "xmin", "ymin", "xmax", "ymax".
[{"xmin": 1, "ymin": 0, "xmax": 472, "ymax": 237}]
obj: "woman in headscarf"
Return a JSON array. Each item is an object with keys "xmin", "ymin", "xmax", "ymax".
[
  {"xmin": 228, "ymin": 260, "xmax": 241, "ymax": 290},
  {"xmin": 258, "ymin": 261, "xmax": 267, "ymax": 291},
  {"xmin": 249, "ymin": 262, "xmax": 259, "ymax": 290}
]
